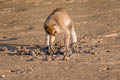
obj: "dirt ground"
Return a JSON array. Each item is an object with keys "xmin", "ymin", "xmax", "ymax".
[{"xmin": 0, "ymin": 0, "xmax": 120, "ymax": 80}]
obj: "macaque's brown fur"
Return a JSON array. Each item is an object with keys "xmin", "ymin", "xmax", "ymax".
[{"xmin": 44, "ymin": 8, "xmax": 77, "ymax": 48}]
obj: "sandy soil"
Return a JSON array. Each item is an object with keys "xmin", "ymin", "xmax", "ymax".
[{"xmin": 0, "ymin": 0, "xmax": 120, "ymax": 80}]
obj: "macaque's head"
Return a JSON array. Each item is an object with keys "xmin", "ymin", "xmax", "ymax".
[{"xmin": 45, "ymin": 24, "xmax": 57, "ymax": 36}]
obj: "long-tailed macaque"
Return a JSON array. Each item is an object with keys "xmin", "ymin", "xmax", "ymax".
[{"xmin": 44, "ymin": 8, "xmax": 77, "ymax": 51}]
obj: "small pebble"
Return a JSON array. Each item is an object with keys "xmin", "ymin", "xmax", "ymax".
[
  {"xmin": 0, "ymin": 75, "xmax": 5, "ymax": 78},
  {"xmin": 105, "ymin": 50, "xmax": 110, "ymax": 53},
  {"xmin": 28, "ymin": 57, "xmax": 37, "ymax": 61},
  {"xmin": 99, "ymin": 67, "xmax": 111, "ymax": 72},
  {"xmin": 47, "ymin": 56, "xmax": 52, "ymax": 61},
  {"xmin": 84, "ymin": 50, "xmax": 91, "ymax": 53},
  {"xmin": 16, "ymin": 71, "xmax": 21, "ymax": 74},
  {"xmin": 63, "ymin": 56, "xmax": 70, "ymax": 61},
  {"xmin": 95, "ymin": 58, "xmax": 100, "ymax": 60},
  {"xmin": 0, "ymin": 47, "xmax": 7, "ymax": 51},
  {"xmin": 43, "ymin": 75, "xmax": 47, "ymax": 78}
]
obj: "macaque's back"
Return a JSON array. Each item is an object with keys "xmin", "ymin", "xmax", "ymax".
[{"xmin": 46, "ymin": 8, "xmax": 72, "ymax": 28}]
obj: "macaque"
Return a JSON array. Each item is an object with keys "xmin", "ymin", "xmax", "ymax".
[{"xmin": 44, "ymin": 8, "xmax": 77, "ymax": 50}]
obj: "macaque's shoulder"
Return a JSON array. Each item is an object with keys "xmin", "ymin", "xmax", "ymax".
[{"xmin": 54, "ymin": 8, "xmax": 65, "ymax": 12}]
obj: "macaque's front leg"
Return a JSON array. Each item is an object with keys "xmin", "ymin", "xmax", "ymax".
[
  {"xmin": 49, "ymin": 35, "xmax": 55, "ymax": 54},
  {"xmin": 71, "ymin": 28, "xmax": 77, "ymax": 43},
  {"xmin": 45, "ymin": 33, "xmax": 54, "ymax": 53},
  {"xmin": 45, "ymin": 33, "xmax": 50, "ymax": 46},
  {"xmin": 45, "ymin": 34, "xmax": 55, "ymax": 60},
  {"xmin": 64, "ymin": 30, "xmax": 70, "ymax": 48},
  {"xmin": 49, "ymin": 35, "xmax": 55, "ymax": 46}
]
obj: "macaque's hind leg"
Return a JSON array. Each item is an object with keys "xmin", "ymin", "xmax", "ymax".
[
  {"xmin": 70, "ymin": 23, "xmax": 77, "ymax": 43},
  {"xmin": 71, "ymin": 28, "xmax": 78, "ymax": 49},
  {"xmin": 63, "ymin": 30, "xmax": 71, "ymax": 60},
  {"xmin": 71, "ymin": 29, "xmax": 77, "ymax": 43},
  {"xmin": 64, "ymin": 30, "xmax": 70, "ymax": 48},
  {"xmin": 69, "ymin": 23, "xmax": 79, "ymax": 55}
]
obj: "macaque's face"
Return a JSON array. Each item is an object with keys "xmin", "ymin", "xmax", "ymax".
[{"xmin": 45, "ymin": 25, "xmax": 56, "ymax": 36}]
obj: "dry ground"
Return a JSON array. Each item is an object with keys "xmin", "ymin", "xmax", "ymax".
[{"xmin": 0, "ymin": 0, "xmax": 120, "ymax": 80}]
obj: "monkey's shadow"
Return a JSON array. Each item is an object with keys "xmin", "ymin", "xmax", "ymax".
[
  {"xmin": 0, "ymin": 43, "xmax": 45, "ymax": 56},
  {"xmin": 0, "ymin": 37, "xmax": 45, "ymax": 56}
]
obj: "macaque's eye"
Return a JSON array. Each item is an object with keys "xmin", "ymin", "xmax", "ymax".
[{"xmin": 53, "ymin": 23, "xmax": 56, "ymax": 26}]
